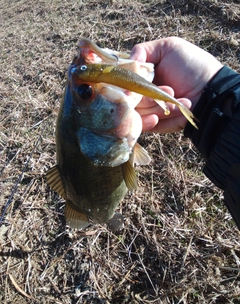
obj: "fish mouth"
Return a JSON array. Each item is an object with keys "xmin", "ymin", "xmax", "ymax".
[
  {"xmin": 77, "ymin": 38, "xmax": 121, "ymax": 64},
  {"xmin": 74, "ymin": 38, "xmax": 134, "ymax": 66}
]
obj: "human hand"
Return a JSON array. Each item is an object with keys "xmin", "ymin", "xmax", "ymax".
[{"xmin": 131, "ymin": 37, "xmax": 223, "ymax": 133}]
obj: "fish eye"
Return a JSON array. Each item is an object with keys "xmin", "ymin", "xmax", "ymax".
[
  {"xmin": 76, "ymin": 84, "xmax": 93, "ymax": 100},
  {"xmin": 80, "ymin": 65, "xmax": 87, "ymax": 71}
]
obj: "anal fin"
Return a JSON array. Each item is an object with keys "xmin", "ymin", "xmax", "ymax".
[
  {"xmin": 65, "ymin": 202, "xmax": 90, "ymax": 229},
  {"xmin": 46, "ymin": 165, "xmax": 66, "ymax": 199}
]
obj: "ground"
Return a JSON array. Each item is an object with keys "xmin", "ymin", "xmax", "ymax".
[{"xmin": 0, "ymin": 0, "xmax": 240, "ymax": 303}]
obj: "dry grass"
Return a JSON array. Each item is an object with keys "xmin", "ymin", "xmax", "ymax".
[{"xmin": 1, "ymin": 0, "xmax": 240, "ymax": 303}]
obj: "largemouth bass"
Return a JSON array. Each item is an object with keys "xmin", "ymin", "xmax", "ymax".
[{"xmin": 46, "ymin": 38, "xmax": 197, "ymax": 230}]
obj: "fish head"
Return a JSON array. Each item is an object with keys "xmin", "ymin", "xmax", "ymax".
[{"xmin": 63, "ymin": 38, "xmax": 154, "ymax": 167}]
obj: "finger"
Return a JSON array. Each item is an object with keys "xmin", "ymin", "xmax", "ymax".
[
  {"xmin": 152, "ymin": 115, "xmax": 188, "ymax": 133},
  {"xmin": 141, "ymin": 114, "xmax": 159, "ymax": 132},
  {"xmin": 137, "ymin": 98, "xmax": 192, "ymax": 118},
  {"xmin": 137, "ymin": 104, "xmax": 169, "ymax": 118},
  {"xmin": 130, "ymin": 40, "xmax": 165, "ymax": 64},
  {"xmin": 142, "ymin": 114, "xmax": 188, "ymax": 133},
  {"xmin": 130, "ymin": 44, "xmax": 147, "ymax": 63}
]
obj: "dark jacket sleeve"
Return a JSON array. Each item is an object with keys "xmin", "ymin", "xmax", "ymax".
[{"xmin": 184, "ymin": 66, "xmax": 240, "ymax": 229}]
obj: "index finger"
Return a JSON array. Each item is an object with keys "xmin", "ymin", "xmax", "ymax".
[{"xmin": 130, "ymin": 40, "xmax": 165, "ymax": 65}]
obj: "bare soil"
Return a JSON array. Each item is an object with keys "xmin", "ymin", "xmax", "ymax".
[{"xmin": 1, "ymin": 0, "xmax": 240, "ymax": 303}]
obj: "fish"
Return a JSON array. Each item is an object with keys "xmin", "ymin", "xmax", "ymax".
[{"xmin": 46, "ymin": 38, "xmax": 197, "ymax": 230}]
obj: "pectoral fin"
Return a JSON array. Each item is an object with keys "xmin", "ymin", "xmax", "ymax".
[
  {"xmin": 46, "ymin": 165, "xmax": 66, "ymax": 199},
  {"xmin": 65, "ymin": 202, "xmax": 90, "ymax": 229},
  {"xmin": 121, "ymin": 142, "xmax": 150, "ymax": 191},
  {"xmin": 132, "ymin": 142, "xmax": 151, "ymax": 165}
]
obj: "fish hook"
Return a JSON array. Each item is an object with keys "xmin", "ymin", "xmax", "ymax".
[{"xmin": 111, "ymin": 54, "xmax": 119, "ymax": 65}]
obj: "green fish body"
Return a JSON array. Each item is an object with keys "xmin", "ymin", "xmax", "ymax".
[{"xmin": 46, "ymin": 91, "xmax": 129, "ymax": 228}]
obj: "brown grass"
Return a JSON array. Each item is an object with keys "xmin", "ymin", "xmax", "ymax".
[{"xmin": 1, "ymin": 0, "xmax": 240, "ymax": 303}]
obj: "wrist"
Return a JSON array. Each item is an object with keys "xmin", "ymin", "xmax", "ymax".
[
  {"xmin": 184, "ymin": 66, "xmax": 240, "ymax": 158},
  {"xmin": 184, "ymin": 65, "xmax": 240, "ymax": 185}
]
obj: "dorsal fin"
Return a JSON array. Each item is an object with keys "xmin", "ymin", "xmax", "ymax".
[
  {"xmin": 46, "ymin": 165, "xmax": 66, "ymax": 199},
  {"xmin": 133, "ymin": 142, "xmax": 151, "ymax": 165},
  {"xmin": 65, "ymin": 202, "xmax": 89, "ymax": 229},
  {"xmin": 121, "ymin": 160, "xmax": 137, "ymax": 191}
]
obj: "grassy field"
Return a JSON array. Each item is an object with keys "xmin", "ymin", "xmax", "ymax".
[{"xmin": 1, "ymin": 0, "xmax": 240, "ymax": 303}]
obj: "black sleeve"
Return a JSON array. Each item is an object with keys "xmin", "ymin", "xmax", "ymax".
[{"xmin": 184, "ymin": 66, "xmax": 240, "ymax": 229}]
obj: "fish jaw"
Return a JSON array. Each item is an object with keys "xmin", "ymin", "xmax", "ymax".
[{"xmin": 77, "ymin": 38, "xmax": 120, "ymax": 64}]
